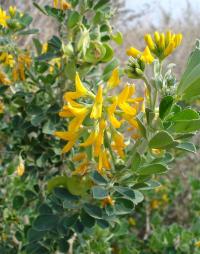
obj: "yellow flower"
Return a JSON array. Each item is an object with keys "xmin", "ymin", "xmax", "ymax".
[
  {"xmin": 98, "ymin": 148, "xmax": 111, "ymax": 173},
  {"xmin": 128, "ymin": 217, "xmax": 136, "ymax": 226},
  {"xmin": 72, "ymin": 152, "xmax": 87, "ymax": 162},
  {"xmin": 102, "ymin": 196, "xmax": 115, "ymax": 207},
  {"xmin": 17, "ymin": 157, "xmax": 25, "ymax": 176},
  {"xmin": 0, "ymin": 101, "xmax": 4, "ymax": 114},
  {"xmin": 126, "ymin": 46, "xmax": 154, "ymax": 64},
  {"xmin": 9, "ymin": 6, "xmax": 16, "ymax": 17},
  {"xmin": 162, "ymin": 194, "xmax": 169, "ymax": 203},
  {"xmin": 140, "ymin": 46, "xmax": 154, "ymax": 64},
  {"xmin": 90, "ymin": 85, "xmax": 103, "ymax": 119},
  {"xmin": 73, "ymin": 160, "xmax": 89, "ymax": 175},
  {"xmin": 144, "ymin": 34, "xmax": 155, "ymax": 50},
  {"xmin": 118, "ymin": 85, "xmax": 137, "ymax": 116},
  {"xmin": 94, "ymin": 119, "xmax": 106, "ymax": 157},
  {"xmin": 112, "ymin": 131, "xmax": 126, "ymax": 158},
  {"xmin": 0, "ymin": 52, "xmax": 15, "ymax": 67},
  {"xmin": 150, "ymin": 199, "xmax": 160, "ymax": 209},
  {"xmin": 42, "ymin": 43, "xmax": 48, "ymax": 54},
  {"xmin": 126, "ymin": 47, "xmax": 141, "ymax": 58},
  {"xmin": 195, "ymin": 241, "xmax": 200, "ymax": 248},
  {"xmin": 80, "ymin": 130, "xmax": 97, "ymax": 147},
  {"xmin": 144, "ymin": 30, "xmax": 183, "ymax": 60},
  {"xmin": 49, "ymin": 57, "xmax": 61, "ymax": 73},
  {"xmin": 12, "ymin": 53, "xmax": 32, "ymax": 81},
  {"xmin": 0, "ymin": 8, "xmax": 10, "ymax": 28},
  {"xmin": 107, "ymin": 68, "xmax": 120, "ymax": 90},
  {"xmin": 107, "ymin": 97, "xmax": 121, "ymax": 128},
  {"xmin": 0, "ymin": 70, "xmax": 11, "ymax": 85},
  {"xmin": 55, "ymin": 72, "xmax": 143, "ymax": 174},
  {"xmin": 53, "ymin": 0, "xmax": 71, "ymax": 10}
]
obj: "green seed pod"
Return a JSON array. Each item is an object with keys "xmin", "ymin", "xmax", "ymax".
[
  {"xmin": 62, "ymin": 43, "xmax": 74, "ymax": 57},
  {"xmin": 101, "ymin": 43, "xmax": 114, "ymax": 62},
  {"xmin": 84, "ymin": 41, "xmax": 106, "ymax": 63}
]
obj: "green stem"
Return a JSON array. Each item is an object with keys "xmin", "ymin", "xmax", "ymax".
[
  {"xmin": 142, "ymin": 75, "xmax": 153, "ymax": 109},
  {"xmin": 105, "ymin": 130, "xmax": 116, "ymax": 169}
]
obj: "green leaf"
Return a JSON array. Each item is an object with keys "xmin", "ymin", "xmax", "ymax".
[
  {"xmin": 67, "ymin": 11, "xmax": 81, "ymax": 28},
  {"xmin": 33, "ymin": 2, "xmax": 48, "ymax": 15},
  {"xmin": 170, "ymin": 119, "xmax": 200, "ymax": 133},
  {"xmin": 26, "ymin": 243, "xmax": 49, "ymax": 254},
  {"xmin": 38, "ymin": 204, "xmax": 52, "ymax": 214},
  {"xmin": 96, "ymin": 219, "xmax": 109, "ymax": 228},
  {"xmin": 115, "ymin": 198, "xmax": 134, "ymax": 215},
  {"xmin": 176, "ymin": 142, "xmax": 196, "ymax": 153},
  {"xmin": 177, "ymin": 40, "xmax": 200, "ymax": 100},
  {"xmin": 137, "ymin": 163, "xmax": 168, "ymax": 176},
  {"xmin": 115, "ymin": 187, "xmax": 144, "ymax": 205},
  {"xmin": 149, "ymin": 131, "xmax": 175, "ymax": 149},
  {"xmin": 159, "ymin": 96, "xmax": 174, "ymax": 119},
  {"xmin": 92, "ymin": 186, "xmax": 108, "ymax": 199},
  {"xmin": 33, "ymin": 215, "xmax": 59, "ymax": 231},
  {"xmin": 171, "ymin": 109, "xmax": 199, "ymax": 121},
  {"xmin": 94, "ymin": 0, "xmax": 110, "ymax": 10},
  {"xmin": 136, "ymin": 116, "xmax": 147, "ymax": 138},
  {"xmin": 17, "ymin": 29, "xmax": 39, "ymax": 35},
  {"xmin": 27, "ymin": 228, "xmax": 46, "ymax": 242},
  {"xmin": 47, "ymin": 176, "xmax": 69, "ymax": 192},
  {"xmin": 62, "ymin": 214, "xmax": 78, "ymax": 227},
  {"xmin": 91, "ymin": 171, "xmax": 108, "ymax": 185},
  {"xmin": 33, "ymin": 38, "xmax": 42, "ymax": 55},
  {"xmin": 80, "ymin": 210, "xmax": 95, "ymax": 228},
  {"xmin": 58, "ymin": 239, "xmax": 69, "ymax": 253},
  {"xmin": 131, "ymin": 152, "xmax": 141, "ymax": 171},
  {"xmin": 83, "ymin": 203, "xmax": 102, "ymax": 219},
  {"xmin": 111, "ymin": 31, "xmax": 123, "ymax": 45},
  {"xmin": 13, "ymin": 195, "xmax": 24, "ymax": 210},
  {"xmin": 54, "ymin": 187, "xmax": 79, "ymax": 201}
]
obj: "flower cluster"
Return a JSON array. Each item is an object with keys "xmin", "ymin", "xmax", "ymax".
[
  {"xmin": 0, "ymin": 52, "xmax": 31, "ymax": 85},
  {"xmin": 126, "ymin": 30, "xmax": 182, "ymax": 79},
  {"xmin": 54, "ymin": 69, "xmax": 143, "ymax": 175},
  {"xmin": 0, "ymin": 8, "xmax": 10, "ymax": 28},
  {"xmin": 127, "ymin": 31, "xmax": 182, "ymax": 62}
]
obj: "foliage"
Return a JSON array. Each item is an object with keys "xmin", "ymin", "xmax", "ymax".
[{"xmin": 0, "ymin": 1, "xmax": 200, "ymax": 253}]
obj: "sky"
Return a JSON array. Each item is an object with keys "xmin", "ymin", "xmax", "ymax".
[{"xmin": 126, "ymin": 0, "xmax": 200, "ymax": 23}]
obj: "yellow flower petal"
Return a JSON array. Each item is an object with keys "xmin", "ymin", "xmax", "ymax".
[
  {"xmin": 154, "ymin": 31, "xmax": 160, "ymax": 44},
  {"xmin": 140, "ymin": 46, "xmax": 154, "ymax": 64},
  {"xmin": 54, "ymin": 131, "xmax": 77, "ymax": 141},
  {"xmin": 67, "ymin": 103, "xmax": 88, "ymax": 116},
  {"xmin": 126, "ymin": 47, "xmax": 141, "ymax": 57},
  {"xmin": 62, "ymin": 140, "xmax": 76, "ymax": 153},
  {"xmin": 73, "ymin": 160, "xmax": 89, "ymax": 175},
  {"xmin": 144, "ymin": 34, "xmax": 155, "ymax": 50},
  {"xmin": 72, "ymin": 152, "xmax": 87, "ymax": 161},
  {"xmin": 90, "ymin": 85, "xmax": 103, "ymax": 119},
  {"xmin": 112, "ymin": 131, "xmax": 126, "ymax": 158},
  {"xmin": 80, "ymin": 131, "xmax": 97, "ymax": 147},
  {"xmin": 94, "ymin": 119, "xmax": 106, "ymax": 157},
  {"xmin": 17, "ymin": 158, "xmax": 25, "ymax": 176},
  {"xmin": 75, "ymin": 72, "xmax": 88, "ymax": 96},
  {"xmin": 107, "ymin": 98, "xmax": 121, "ymax": 128},
  {"xmin": 107, "ymin": 68, "xmax": 120, "ymax": 90}
]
